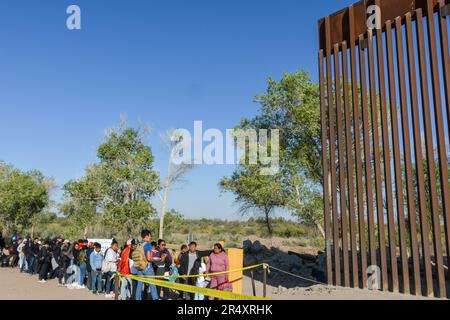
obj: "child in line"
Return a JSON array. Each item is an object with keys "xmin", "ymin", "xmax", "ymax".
[{"xmin": 194, "ymin": 257, "xmax": 208, "ymax": 300}]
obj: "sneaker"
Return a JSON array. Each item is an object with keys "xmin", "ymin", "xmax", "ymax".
[
  {"xmin": 105, "ymin": 294, "xmax": 113, "ymax": 298},
  {"xmin": 76, "ymin": 284, "xmax": 85, "ymax": 290},
  {"xmin": 38, "ymin": 280, "xmax": 47, "ymax": 283}
]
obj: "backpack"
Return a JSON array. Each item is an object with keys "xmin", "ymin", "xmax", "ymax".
[
  {"xmin": 131, "ymin": 244, "xmax": 147, "ymax": 271},
  {"xmin": 102, "ymin": 248, "xmax": 111, "ymax": 273},
  {"xmin": 77, "ymin": 249, "xmax": 86, "ymax": 264}
]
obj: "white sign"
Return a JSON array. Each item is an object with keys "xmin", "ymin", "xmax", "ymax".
[{"xmin": 87, "ymin": 239, "xmax": 113, "ymax": 254}]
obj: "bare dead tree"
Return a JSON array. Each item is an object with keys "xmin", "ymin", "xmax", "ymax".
[{"xmin": 157, "ymin": 130, "xmax": 194, "ymax": 239}]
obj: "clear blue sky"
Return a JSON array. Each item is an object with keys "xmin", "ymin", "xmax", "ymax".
[{"xmin": 0, "ymin": 0, "xmax": 354, "ymax": 220}]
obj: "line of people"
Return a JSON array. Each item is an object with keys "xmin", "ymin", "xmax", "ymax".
[{"xmin": 0, "ymin": 230, "xmax": 231, "ymax": 300}]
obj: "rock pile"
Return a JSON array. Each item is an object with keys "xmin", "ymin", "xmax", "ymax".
[{"xmin": 243, "ymin": 240, "xmax": 327, "ymax": 289}]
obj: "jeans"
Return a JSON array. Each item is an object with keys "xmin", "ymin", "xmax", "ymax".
[
  {"xmin": 58, "ymin": 266, "xmax": 68, "ymax": 284},
  {"xmin": 27, "ymin": 255, "xmax": 36, "ymax": 274},
  {"xmin": 50, "ymin": 267, "xmax": 60, "ymax": 279},
  {"xmin": 155, "ymin": 265, "xmax": 169, "ymax": 299},
  {"xmin": 120, "ymin": 277, "xmax": 133, "ymax": 300},
  {"xmin": 194, "ymin": 281, "xmax": 207, "ymax": 300},
  {"xmin": 105, "ymin": 271, "xmax": 115, "ymax": 294},
  {"xmin": 91, "ymin": 270, "xmax": 103, "ymax": 293},
  {"xmin": 87, "ymin": 269, "xmax": 92, "ymax": 290},
  {"xmin": 79, "ymin": 263, "xmax": 87, "ymax": 286},
  {"xmin": 135, "ymin": 267, "xmax": 159, "ymax": 300},
  {"xmin": 19, "ymin": 254, "xmax": 27, "ymax": 272}
]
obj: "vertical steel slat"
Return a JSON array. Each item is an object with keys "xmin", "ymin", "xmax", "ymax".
[
  {"xmin": 367, "ymin": 29, "xmax": 389, "ymax": 291},
  {"xmin": 405, "ymin": 12, "xmax": 431, "ymax": 296},
  {"xmin": 375, "ymin": 10, "xmax": 399, "ymax": 292},
  {"xmin": 358, "ymin": 34, "xmax": 377, "ymax": 270},
  {"xmin": 436, "ymin": 0, "xmax": 450, "ymax": 292},
  {"xmin": 325, "ymin": 16, "xmax": 341, "ymax": 286},
  {"xmin": 394, "ymin": 16, "xmax": 420, "ymax": 295},
  {"xmin": 416, "ymin": 8, "xmax": 446, "ymax": 298},
  {"xmin": 334, "ymin": 43, "xmax": 351, "ymax": 288},
  {"xmin": 349, "ymin": 5, "xmax": 367, "ymax": 288},
  {"xmin": 425, "ymin": 0, "xmax": 449, "ymax": 298},
  {"xmin": 438, "ymin": 0, "xmax": 450, "ymax": 149},
  {"xmin": 319, "ymin": 0, "xmax": 450, "ymax": 298},
  {"xmin": 319, "ymin": 49, "xmax": 334, "ymax": 285},
  {"xmin": 385, "ymin": 20, "xmax": 411, "ymax": 294},
  {"xmin": 342, "ymin": 41, "xmax": 359, "ymax": 287}
]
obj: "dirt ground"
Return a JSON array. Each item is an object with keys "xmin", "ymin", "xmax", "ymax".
[
  {"xmin": 241, "ymin": 276, "xmax": 434, "ymax": 300},
  {"xmin": 0, "ymin": 268, "xmax": 108, "ymax": 300},
  {"xmin": 0, "ymin": 267, "xmax": 433, "ymax": 300}
]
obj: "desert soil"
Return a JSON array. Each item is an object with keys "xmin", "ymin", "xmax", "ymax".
[
  {"xmin": 241, "ymin": 276, "xmax": 434, "ymax": 300},
  {"xmin": 0, "ymin": 267, "xmax": 433, "ymax": 300},
  {"xmin": 0, "ymin": 268, "xmax": 108, "ymax": 300}
]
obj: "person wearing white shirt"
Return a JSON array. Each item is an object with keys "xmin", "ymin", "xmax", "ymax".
[
  {"xmin": 194, "ymin": 258, "xmax": 208, "ymax": 300},
  {"xmin": 103, "ymin": 240, "xmax": 120, "ymax": 298}
]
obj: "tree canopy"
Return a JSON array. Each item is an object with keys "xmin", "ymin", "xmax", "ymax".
[
  {"xmin": 61, "ymin": 123, "xmax": 160, "ymax": 237},
  {"xmin": 0, "ymin": 162, "xmax": 52, "ymax": 234},
  {"xmin": 220, "ymin": 70, "xmax": 325, "ymax": 237}
]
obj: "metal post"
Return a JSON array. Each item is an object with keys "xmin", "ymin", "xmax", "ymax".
[
  {"xmin": 262, "ymin": 265, "xmax": 267, "ymax": 298},
  {"xmin": 250, "ymin": 270, "xmax": 256, "ymax": 296},
  {"xmin": 114, "ymin": 275, "xmax": 120, "ymax": 301}
]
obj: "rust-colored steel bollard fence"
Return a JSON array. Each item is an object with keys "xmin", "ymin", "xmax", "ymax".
[{"xmin": 318, "ymin": 0, "xmax": 450, "ymax": 298}]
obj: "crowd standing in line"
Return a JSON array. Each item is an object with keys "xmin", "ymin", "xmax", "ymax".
[{"xmin": 0, "ymin": 231, "xmax": 230, "ymax": 300}]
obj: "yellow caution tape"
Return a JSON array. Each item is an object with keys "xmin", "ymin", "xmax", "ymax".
[
  {"xmin": 123, "ymin": 263, "xmax": 268, "ymax": 280},
  {"xmin": 117, "ymin": 273, "xmax": 270, "ymax": 300}
]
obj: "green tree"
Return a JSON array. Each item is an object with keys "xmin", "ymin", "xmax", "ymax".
[
  {"xmin": 220, "ymin": 166, "xmax": 287, "ymax": 236},
  {"xmin": 60, "ymin": 165, "xmax": 103, "ymax": 237},
  {"xmin": 61, "ymin": 122, "xmax": 161, "ymax": 237},
  {"xmin": 221, "ymin": 71, "xmax": 324, "ymax": 237},
  {"xmin": 0, "ymin": 162, "xmax": 52, "ymax": 235}
]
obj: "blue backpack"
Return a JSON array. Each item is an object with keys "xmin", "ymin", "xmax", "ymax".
[{"xmin": 168, "ymin": 265, "xmax": 179, "ymax": 283}]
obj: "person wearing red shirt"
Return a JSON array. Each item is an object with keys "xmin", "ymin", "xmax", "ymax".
[{"xmin": 118, "ymin": 239, "xmax": 134, "ymax": 300}]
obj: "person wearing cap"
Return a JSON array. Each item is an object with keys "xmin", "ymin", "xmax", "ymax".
[{"xmin": 58, "ymin": 240, "xmax": 71, "ymax": 286}]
